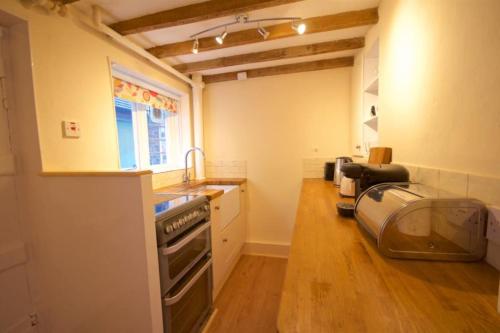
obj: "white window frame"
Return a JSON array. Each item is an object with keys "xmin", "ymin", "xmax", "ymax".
[{"xmin": 111, "ymin": 63, "xmax": 192, "ymax": 173}]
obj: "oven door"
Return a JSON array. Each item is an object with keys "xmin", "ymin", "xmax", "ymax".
[
  {"xmin": 162, "ymin": 257, "xmax": 213, "ymax": 333},
  {"xmin": 158, "ymin": 220, "xmax": 211, "ymax": 294}
]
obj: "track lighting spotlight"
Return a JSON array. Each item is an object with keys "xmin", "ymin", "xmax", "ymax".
[
  {"xmin": 292, "ymin": 22, "xmax": 306, "ymax": 35},
  {"xmin": 215, "ymin": 29, "xmax": 228, "ymax": 45},
  {"xmin": 257, "ymin": 26, "xmax": 270, "ymax": 40},
  {"xmin": 192, "ymin": 39, "xmax": 199, "ymax": 54},
  {"xmin": 189, "ymin": 15, "xmax": 305, "ymax": 53}
]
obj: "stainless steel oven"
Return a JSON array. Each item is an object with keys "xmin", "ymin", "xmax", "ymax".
[
  {"xmin": 162, "ymin": 257, "xmax": 213, "ymax": 333},
  {"xmin": 155, "ymin": 195, "xmax": 213, "ymax": 333}
]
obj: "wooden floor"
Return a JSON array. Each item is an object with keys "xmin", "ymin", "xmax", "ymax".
[{"xmin": 206, "ymin": 255, "xmax": 288, "ymax": 333}]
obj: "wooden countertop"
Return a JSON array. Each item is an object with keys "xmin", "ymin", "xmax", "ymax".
[
  {"xmin": 278, "ymin": 179, "xmax": 500, "ymax": 332},
  {"xmin": 153, "ymin": 178, "xmax": 246, "ymax": 201}
]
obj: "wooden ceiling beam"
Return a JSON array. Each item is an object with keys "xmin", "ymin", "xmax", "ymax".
[
  {"xmin": 148, "ymin": 8, "xmax": 378, "ymax": 58},
  {"xmin": 110, "ymin": 0, "xmax": 304, "ymax": 35},
  {"xmin": 203, "ymin": 56, "xmax": 354, "ymax": 84},
  {"xmin": 174, "ymin": 37, "xmax": 364, "ymax": 73}
]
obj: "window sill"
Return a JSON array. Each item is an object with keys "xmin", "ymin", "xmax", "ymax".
[{"xmin": 151, "ymin": 165, "xmax": 193, "ymax": 174}]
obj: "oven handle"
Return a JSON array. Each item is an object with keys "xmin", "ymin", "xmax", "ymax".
[
  {"xmin": 161, "ymin": 221, "xmax": 211, "ymax": 255},
  {"xmin": 163, "ymin": 258, "xmax": 212, "ymax": 306}
]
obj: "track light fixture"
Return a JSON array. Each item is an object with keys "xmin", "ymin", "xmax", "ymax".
[
  {"xmin": 189, "ymin": 14, "xmax": 305, "ymax": 53},
  {"xmin": 215, "ymin": 29, "xmax": 228, "ymax": 45},
  {"xmin": 192, "ymin": 38, "xmax": 199, "ymax": 54},
  {"xmin": 257, "ymin": 26, "xmax": 270, "ymax": 40},
  {"xmin": 292, "ymin": 21, "xmax": 306, "ymax": 35}
]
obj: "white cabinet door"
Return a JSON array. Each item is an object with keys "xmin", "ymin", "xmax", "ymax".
[{"xmin": 210, "ymin": 185, "xmax": 247, "ymax": 298}]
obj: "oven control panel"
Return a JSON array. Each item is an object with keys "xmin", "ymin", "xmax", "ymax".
[
  {"xmin": 166, "ymin": 205, "xmax": 208, "ymax": 234},
  {"xmin": 155, "ymin": 196, "xmax": 211, "ymax": 246}
]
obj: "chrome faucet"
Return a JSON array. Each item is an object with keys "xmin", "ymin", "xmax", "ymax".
[{"xmin": 183, "ymin": 147, "xmax": 206, "ymax": 183}]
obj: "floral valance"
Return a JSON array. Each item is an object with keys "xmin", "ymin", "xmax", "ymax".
[{"xmin": 113, "ymin": 77, "xmax": 178, "ymax": 113}]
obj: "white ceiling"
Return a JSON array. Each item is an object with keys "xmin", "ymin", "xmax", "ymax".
[{"xmin": 72, "ymin": 0, "xmax": 380, "ymax": 76}]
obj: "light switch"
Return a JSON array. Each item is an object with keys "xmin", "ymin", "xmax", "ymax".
[{"xmin": 62, "ymin": 121, "xmax": 80, "ymax": 138}]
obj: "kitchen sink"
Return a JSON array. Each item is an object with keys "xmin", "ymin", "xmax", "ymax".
[
  {"xmin": 154, "ymin": 193, "xmax": 184, "ymax": 201},
  {"xmin": 193, "ymin": 184, "xmax": 237, "ymax": 193}
]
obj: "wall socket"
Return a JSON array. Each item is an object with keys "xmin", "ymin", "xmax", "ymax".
[
  {"xmin": 487, "ymin": 206, "xmax": 500, "ymax": 244},
  {"xmin": 62, "ymin": 121, "xmax": 80, "ymax": 138}
]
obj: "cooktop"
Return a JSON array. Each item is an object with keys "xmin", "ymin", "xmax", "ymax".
[{"xmin": 154, "ymin": 195, "xmax": 199, "ymax": 216}]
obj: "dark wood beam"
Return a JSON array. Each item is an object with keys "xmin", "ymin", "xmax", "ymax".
[
  {"xmin": 110, "ymin": 0, "xmax": 304, "ymax": 35},
  {"xmin": 174, "ymin": 37, "xmax": 364, "ymax": 73},
  {"xmin": 203, "ymin": 56, "xmax": 354, "ymax": 84},
  {"xmin": 148, "ymin": 8, "xmax": 378, "ymax": 58}
]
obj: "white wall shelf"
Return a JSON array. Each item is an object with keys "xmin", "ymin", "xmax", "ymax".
[
  {"xmin": 362, "ymin": 39, "xmax": 380, "ymax": 154},
  {"xmin": 365, "ymin": 77, "xmax": 379, "ymax": 95},
  {"xmin": 364, "ymin": 116, "xmax": 378, "ymax": 130}
]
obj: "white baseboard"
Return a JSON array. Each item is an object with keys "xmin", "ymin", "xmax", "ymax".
[{"xmin": 243, "ymin": 241, "xmax": 290, "ymax": 258}]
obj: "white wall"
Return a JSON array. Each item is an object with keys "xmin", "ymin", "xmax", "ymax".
[
  {"xmin": 377, "ymin": 0, "xmax": 500, "ymax": 178},
  {"xmin": 350, "ymin": 0, "xmax": 500, "ymax": 268},
  {"xmin": 27, "ymin": 174, "xmax": 161, "ymax": 333},
  {"xmin": 204, "ymin": 68, "xmax": 351, "ymax": 245},
  {"xmin": 0, "ymin": 0, "xmax": 191, "ymax": 188},
  {"xmin": 0, "ymin": 5, "xmax": 164, "ymax": 331}
]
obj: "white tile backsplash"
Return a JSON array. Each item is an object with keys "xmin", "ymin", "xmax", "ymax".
[
  {"xmin": 414, "ymin": 167, "xmax": 440, "ymax": 188},
  {"xmin": 439, "ymin": 170, "xmax": 468, "ymax": 196},
  {"xmin": 468, "ymin": 174, "xmax": 500, "ymax": 206},
  {"xmin": 302, "ymin": 157, "xmax": 335, "ymax": 179},
  {"xmin": 402, "ymin": 164, "xmax": 419, "ymax": 183},
  {"xmin": 205, "ymin": 160, "xmax": 247, "ymax": 178},
  {"xmin": 487, "ymin": 242, "xmax": 500, "ymax": 271}
]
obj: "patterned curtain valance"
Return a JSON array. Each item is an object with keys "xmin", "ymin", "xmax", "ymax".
[{"xmin": 113, "ymin": 77, "xmax": 178, "ymax": 113}]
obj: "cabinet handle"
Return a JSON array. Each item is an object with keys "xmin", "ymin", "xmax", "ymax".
[
  {"xmin": 215, "ymin": 206, "xmax": 220, "ymax": 210},
  {"xmin": 222, "ymin": 238, "xmax": 228, "ymax": 243},
  {"xmin": 241, "ymin": 189, "xmax": 245, "ymax": 193}
]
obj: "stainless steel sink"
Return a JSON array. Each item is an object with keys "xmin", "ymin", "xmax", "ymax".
[{"xmin": 154, "ymin": 193, "xmax": 184, "ymax": 201}]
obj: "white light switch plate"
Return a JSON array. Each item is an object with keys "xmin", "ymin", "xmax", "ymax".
[{"xmin": 62, "ymin": 121, "xmax": 80, "ymax": 138}]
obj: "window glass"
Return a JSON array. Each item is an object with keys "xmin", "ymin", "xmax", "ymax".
[
  {"xmin": 111, "ymin": 66, "xmax": 190, "ymax": 173},
  {"xmin": 114, "ymin": 98, "xmax": 136, "ymax": 169},
  {"xmin": 147, "ymin": 108, "xmax": 168, "ymax": 166}
]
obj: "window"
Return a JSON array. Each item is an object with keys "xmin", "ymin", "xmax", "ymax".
[{"xmin": 112, "ymin": 65, "xmax": 190, "ymax": 172}]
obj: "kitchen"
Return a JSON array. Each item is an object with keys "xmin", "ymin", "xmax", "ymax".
[{"xmin": 0, "ymin": 0, "xmax": 499, "ymax": 332}]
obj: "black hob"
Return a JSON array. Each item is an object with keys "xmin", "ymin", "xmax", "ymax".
[{"xmin": 154, "ymin": 195, "xmax": 198, "ymax": 217}]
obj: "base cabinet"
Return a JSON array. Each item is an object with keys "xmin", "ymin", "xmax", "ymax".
[{"xmin": 210, "ymin": 184, "xmax": 247, "ymax": 298}]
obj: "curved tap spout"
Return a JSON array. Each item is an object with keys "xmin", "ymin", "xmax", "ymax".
[{"xmin": 184, "ymin": 147, "xmax": 206, "ymax": 183}]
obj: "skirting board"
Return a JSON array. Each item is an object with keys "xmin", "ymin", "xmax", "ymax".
[{"xmin": 243, "ymin": 242, "xmax": 290, "ymax": 258}]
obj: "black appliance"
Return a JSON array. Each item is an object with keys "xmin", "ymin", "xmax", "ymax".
[
  {"xmin": 341, "ymin": 163, "xmax": 409, "ymax": 199},
  {"xmin": 324, "ymin": 162, "xmax": 335, "ymax": 181},
  {"xmin": 335, "ymin": 164, "xmax": 409, "ymax": 218}
]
